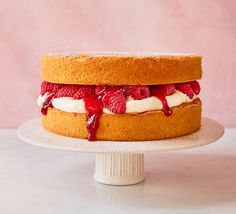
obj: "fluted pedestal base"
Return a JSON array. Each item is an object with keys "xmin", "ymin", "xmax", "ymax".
[{"xmin": 94, "ymin": 153, "xmax": 145, "ymax": 185}]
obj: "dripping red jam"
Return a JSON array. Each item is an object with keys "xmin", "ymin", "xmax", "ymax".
[{"xmin": 39, "ymin": 81, "xmax": 200, "ymax": 141}]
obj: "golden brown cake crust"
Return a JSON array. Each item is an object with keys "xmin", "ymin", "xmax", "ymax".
[
  {"xmin": 41, "ymin": 53, "xmax": 202, "ymax": 85},
  {"xmin": 42, "ymin": 99, "xmax": 202, "ymax": 141}
]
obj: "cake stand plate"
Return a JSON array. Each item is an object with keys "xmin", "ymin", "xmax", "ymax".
[{"xmin": 17, "ymin": 117, "xmax": 224, "ymax": 186}]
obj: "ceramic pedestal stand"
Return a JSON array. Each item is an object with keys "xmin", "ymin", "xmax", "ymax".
[{"xmin": 17, "ymin": 118, "xmax": 224, "ymax": 186}]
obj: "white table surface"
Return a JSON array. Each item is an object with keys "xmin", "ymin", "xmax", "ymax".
[{"xmin": 0, "ymin": 128, "xmax": 235, "ymax": 214}]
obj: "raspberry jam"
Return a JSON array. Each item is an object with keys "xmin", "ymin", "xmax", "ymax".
[
  {"xmin": 155, "ymin": 95, "xmax": 172, "ymax": 116},
  {"xmin": 149, "ymin": 87, "xmax": 173, "ymax": 116},
  {"xmin": 41, "ymin": 92, "xmax": 56, "ymax": 115},
  {"xmin": 84, "ymin": 96, "xmax": 103, "ymax": 141}
]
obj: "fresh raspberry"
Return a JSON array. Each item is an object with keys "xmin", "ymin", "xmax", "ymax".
[
  {"xmin": 106, "ymin": 86, "xmax": 121, "ymax": 94},
  {"xmin": 189, "ymin": 81, "xmax": 201, "ymax": 95},
  {"xmin": 154, "ymin": 84, "xmax": 175, "ymax": 96},
  {"xmin": 56, "ymin": 85, "xmax": 80, "ymax": 98},
  {"xmin": 41, "ymin": 81, "xmax": 54, "ymax": 95},
  {"xmin": 108, "ymin": 93, "xmax": 126, "ymax": 114},
  {"xmin": 122, "ymin": 85, "xmax": 135, "ymax": 96},
  {"xmin": 131, "ymin": 86, "xmax": 150, "ymax": 100},
  {"xmin": 73, "ymin": 85, "xmax": 95, "ymax": 99},
  {"xmin": 95, "ymin": 85, "xmax": 121, "ymax": 97},
  {"xmin": 175, "ymin": 83, "xmax": 194, "ymax": 99},
  {"xmin": 95, "ymin": 86, "xmax": 121, "ymax": 105},
  {"xmin": 102, "ymin": 91, "xmax": 113, "ymax": 107},
  {"xmin": 40, "ymin": 81, "xmax": 63, "ymax": 95},
  {"xmin": 101, "ymin": 87, "xmax": 121, "ymax": 106},
  {"xmin": 95, "ymin": 85, "xmax": 109, "ymax": 97}
]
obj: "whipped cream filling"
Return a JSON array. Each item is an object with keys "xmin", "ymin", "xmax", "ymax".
[{"xmin": 37, "ymin": 91, "xmax": 198, "ymax": 114}]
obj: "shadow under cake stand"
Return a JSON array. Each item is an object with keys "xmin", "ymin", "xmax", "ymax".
[{"xmin": 17, "ymin": 117, "xmax": 224, "ymax": 186}]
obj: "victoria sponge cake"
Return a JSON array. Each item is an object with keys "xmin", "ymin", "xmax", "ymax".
[{"xmin": 37, "ymin": 52, "xmax": 202, "ymax": 141}]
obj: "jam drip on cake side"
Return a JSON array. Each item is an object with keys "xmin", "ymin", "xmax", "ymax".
[
  {"xmin": 39, "ymin": 81, "xmax": 200, "ymax": 141},
  {"xmin": 156, "ymin": 95, "xmax": 172, "ymax": 116},
  {"xmin": 41, "ymin": 92, "xmax": 56, "ymax": 115},
  {"xmin": 149, "ymin": 84, "xmax": 176, "ymax": 116},
  {"xmin": 84, "ymin": 96, "xmax": 103, "ymax": 141}
]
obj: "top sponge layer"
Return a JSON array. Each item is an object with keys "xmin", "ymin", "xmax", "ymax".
[{"xmin": 41, "ymin": 52, "xmax": 202, "ymax": 85}]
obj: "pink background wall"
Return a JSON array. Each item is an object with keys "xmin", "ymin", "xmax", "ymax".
[{"xmin": 0, "ymin": 0, "xmax": 236, "ymax": 128}]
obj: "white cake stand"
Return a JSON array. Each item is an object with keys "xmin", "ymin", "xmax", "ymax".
[{"xmin": 17, "ymin": 117, "xmax": 224, "ymax": 186}]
